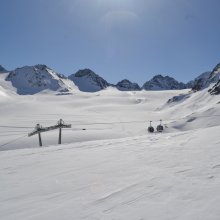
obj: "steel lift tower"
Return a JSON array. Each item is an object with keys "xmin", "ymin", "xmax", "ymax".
[{"xmin": 28, "ymin": 119, "xmax": 71, "ymax": 147}]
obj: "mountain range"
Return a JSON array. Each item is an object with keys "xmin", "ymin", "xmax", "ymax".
[{"xmin": 0, "ymin": 62, "xmax": 220, "ymax": 95}]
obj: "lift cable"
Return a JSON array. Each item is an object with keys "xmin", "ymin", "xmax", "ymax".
[{"xmin": 0, "ymin": 134, "xmax": 27, "ymax": 149}]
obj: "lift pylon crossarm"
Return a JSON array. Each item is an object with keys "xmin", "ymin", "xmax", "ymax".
[
  {"xmin": 28, "ymin": 120, "xmax": 72, "ymax": 147},
  {"xmin": 57, "ymin": 119, "xmax": 71, "ymax": 128},
  {"xmin": 28, "ymin": 125, "xmax": 58, "ymax": 137},
  {"xmin": 28, "ymin": 123, "xmax": 48, "ymax": 147},
  {"xmin": 59, "ymin": 124, "xmax": 71, "ymax": 128}
]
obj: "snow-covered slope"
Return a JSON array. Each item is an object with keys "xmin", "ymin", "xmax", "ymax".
[
  {"xmin": 142, "ymin": 75, "xmax": 186, "ymax": 90},
  {"xmin": 5, "ymin": 65, "xmax": 76, "ymax": 95},
  {"xmin": 1, "ymin": 125, "xmax": 220, "ymax": 220},
  {"xmin": 116, "ymin": 79, "xmax": 141, "ymax": 91},
  {"xmin": 68, "ymin": 69, "xmax": 110, "ymax": 92},
  {"xmin": 0, "ymin": 89, "xmax": 184, "ymax": 151},
  {"xmin": 0, "ymin": 87, "xmax": 219, "ymax": 151},
  {"xmin": 0, "ymin": 84, "xmax": 9, "ymax": 100},
  {"xmin": 163, "ymin": 87, "xmax": 220, "ymax": 131},
  {"xmin": 209, "ymin": 80, "xmax": 220, "ymax": 95},
  {"xmin": 0, "ymin": 86, "xmax": 220, "ymax": 220},
  {"xmin": 1, "ymin": 62, "xmax": 220, "ymax": 219}
]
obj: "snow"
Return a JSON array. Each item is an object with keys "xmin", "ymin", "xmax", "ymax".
[
  {"xmin": 210, "ymin": 80, "xmax": 220, "ymax": 95},
  {"xmin": 68, "ymin": 69, "xmax": 109, "ymax": 92},
  {"xmin": 1, "ymin": 127, "xmax": 220, "ymax": 220},
  {"xmin": 0, "ymin": 80, "xmax": 220, "ymax": 219},
  {"xmin": 5, "ymin": 65, "xmax": 77, "ymax": 95}
]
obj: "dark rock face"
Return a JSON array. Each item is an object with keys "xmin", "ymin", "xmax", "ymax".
[
  {"xmin": 68, "ymin": 69, "xmax": 110, "ymax": 92},
  {"xmin": 142, "ymin": 75, "xmax": 186, "ymax": 90},
  {"xmin": 209, "ymin": 80, "xmax": 220, "ymax": 95},
  {"xmin": 167, "ymin": 93, "xmax": 191, "ymax": 104},
  {"xmin": 209, "ymin": 63, "xmax": 220, "ymax": 79},
  {"xmin": 116, "ymin": 79, "xmax": 141, "ymax": 91},
  {"xmin": 188, "ymin": 72, "xmax": 210, "ymax": 91},
  {"xmin": 192, "ymin": 77, "xmax": 208, "ymax": 91}
]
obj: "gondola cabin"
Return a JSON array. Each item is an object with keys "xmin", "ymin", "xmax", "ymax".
[
  {"xmin": 148, "ymin": 121, "xmax": 154, "ymax": 133},
  {"xmin": 157, "ymin": 120, "xmax": 164, "ymax": 132}
]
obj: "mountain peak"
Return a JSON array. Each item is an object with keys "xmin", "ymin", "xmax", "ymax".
[
  {"xmin": 208, "ymin": 63, "xmax": 220, "ymax": 95},
  {"xmin": 208, "ymin": 63, "xmax": 220, "ymax": 81},
  {"xmin": 191, "ymin": 63, "xmax": 220, "ymax": 92},
  {"xmin": 68, "ymin": 69, "xmax": 109, "ymax": 92},
  {"xmin": 212, "ymin": 63, "xmax": 220, "ymax": 73},
  {"xmin": 142, "ymin": 74, "xmax": 186, "ymax": 90},
  {"xmin": 74, "ymin": 69, "xmax": 96, "ymax": 77},
  {"xmin": 116, "ymin": 79, "xmax": 141, "ymax": 91},
  {"xmin": 190, "ymin": 72, "xmax": 211, "ymax": 91},
  {"xmin": 5, "ymin": 65, "xmax": 72, "ymax": 95},
  {"xmin": 152, "ymin": 74, "xmax": 165, "ymax": 79},
  {"xmin": 34, "ymin": 64, "xmax": 48, "ymax": 71}
]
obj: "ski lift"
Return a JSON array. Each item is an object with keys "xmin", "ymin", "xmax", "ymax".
[
  {"xmin": 148, "ymin": 121, "xmax": 154, "ymax": 133},
  {"xmin": 157, "ymin": 120, "xmax": 164, "ymax": 132},
  {"xmin": 35, "ymin": 124, "xmax": 42, "ymax": 131}
]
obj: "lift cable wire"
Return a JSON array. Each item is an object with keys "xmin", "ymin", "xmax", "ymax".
[
  {"xmin": 0, "ymin": 134, "xmax": 27, "ymax": 149},
  {"xmin": 0, "ymin": 125, "xmax": 33, "ymax": 129}
]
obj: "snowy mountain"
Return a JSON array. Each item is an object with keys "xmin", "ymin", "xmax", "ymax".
[
  {"xmin": 192, "ymin": 63, "xmax": 220, "ymax": 91},
  {"xmin": 116, "ymin": 79, "xmax": 141, "ymax": 91},
  {"xmin": 0, "ymin": 65, "xmax": 7, "ymax": 73},
  {"xmin": 142, "ymin": 75, "xmax": 186, "ymax": 90},
  {"xmin": 187, "ymin": 72, "xmax": 211, "ymax": 91},
  {"xmin": 2, "ymin": 62, "xmax": 220, "ymax": 95},
  {"xmin": 209, "ymin": 80, "xmax": 220, "ymax": 95},
  {"xmin": 5, "ymin": 64, "xmax": 76, "ymax": 95},
  {"xmin": 68, "ymin": 69, "xmax": 110, "ymax": 92},
  {"xmin": 209, "ymin": 63, "xmax": 220, "ymax": 81},
  {"xmin": 208, "ymin": 63, "xmax": 220, "ymax": 95}
]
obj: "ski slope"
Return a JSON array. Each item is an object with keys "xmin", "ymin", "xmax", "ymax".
[
  {"xmin": 0, "ymin": 84, "xmax": 220, "ymax": 220},
  {"xmin": 0, "ymin": 87, "xmax": 193, "ymax": 151}
]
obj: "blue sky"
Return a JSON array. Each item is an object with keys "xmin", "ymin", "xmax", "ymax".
[{"xmin": 0, "ymin": 0, "xmax": 220, "ymax": 84}]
